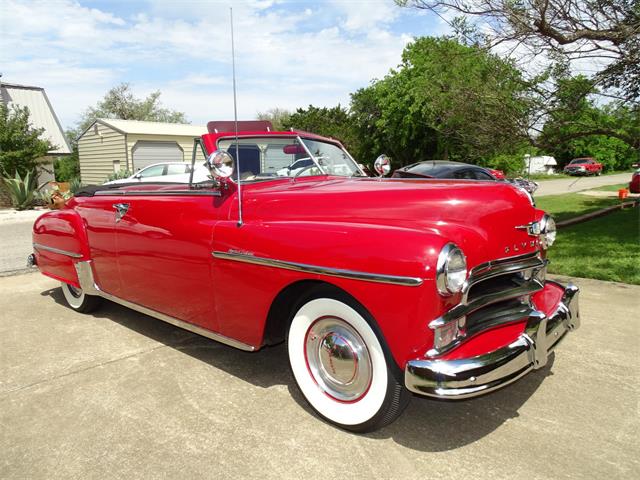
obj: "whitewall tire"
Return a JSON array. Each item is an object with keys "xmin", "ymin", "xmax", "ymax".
[
  {"xmin": 288, "ymin": 288, "xmax": 409, "ymax": 432},
  {"xmin": 61, "ymin": 282, "xmax": 101, "ymax": 313}
]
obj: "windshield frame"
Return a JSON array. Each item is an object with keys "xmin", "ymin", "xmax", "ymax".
[{"xmin": 214, "ymin": 134, "xmax": 365, "ymax": 182}]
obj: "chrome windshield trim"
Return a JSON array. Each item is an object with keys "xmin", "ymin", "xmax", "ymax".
[
  {"xmin": 296, "ymin": 135, "xmax": 328, "ymax": 175},
  {"xmin": 33, "ymin": 243, "xmax": 83, "ymax": 258},
  {"xmin": 73, "ymin": 261, "xmax": 256, "ymax": 352},
  {"xmin": 212, "ymin": 251, "xmax": 424, "ymax": 287}
]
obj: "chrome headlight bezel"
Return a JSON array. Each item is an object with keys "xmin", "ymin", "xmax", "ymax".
[
  {"xmin": 539, "ymin": 214, "xmax": 557, "ymax": 249},
  {"xmin": 436, "ymin": 243, "xmax": 468, "ymax": 295}
]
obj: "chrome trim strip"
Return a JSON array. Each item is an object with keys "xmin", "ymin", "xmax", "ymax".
[
  {"xmin": 95, "ymin": 189, "xmax": 222, "ymax": 197},
  {"xmin": 212, "ymin": 251, "xmax": 424, "ymax": 287},
  {"xmin": 74, "ymin": 261, "xmax": 256, "ymax": 352},
  {"xmin": 33, "ymin": 242, "xmax": 83, "ymax": 258},
  {"xmin": 405, "ymin": 282, "xmax": 580, "ymax": 399}
]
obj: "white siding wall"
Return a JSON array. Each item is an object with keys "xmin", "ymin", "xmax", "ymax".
[{"xmin": 78, "ymin": 123, "xmax": 127, "ymax": 184}]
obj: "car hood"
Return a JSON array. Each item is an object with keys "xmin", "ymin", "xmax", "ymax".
[{"xmin": 235, "ymin": 176, "xmax": 540, "ymax": 266}]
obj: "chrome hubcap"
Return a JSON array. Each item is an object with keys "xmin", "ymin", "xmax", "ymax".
[
  {"xmin": 67, "ymin": 285, "xmax": 82, "ymax": 298},
  {"xmin": 305, "ymin": 317, "xmax": 372, "ymax": 402}
]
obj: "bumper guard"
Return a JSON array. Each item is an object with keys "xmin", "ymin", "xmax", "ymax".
[{"xmin": 405, "ymin": 282, "xmax": 580, "ymax": 399}]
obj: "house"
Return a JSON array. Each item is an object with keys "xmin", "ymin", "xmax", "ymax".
[
  {"xmin": 524, "ymin": 154, "xmax": 558, "ymax": 175},
  {"xmin": 0, "ymin": 82, "xmax": 71, "ymax": 183},
  {"xmin": 77, "ymin": 119, "xmax": 207, "ymax": 184}
]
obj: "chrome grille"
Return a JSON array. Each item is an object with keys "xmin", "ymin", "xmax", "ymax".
[{"xmin": 428, "ymin": 252, "xmax": 547, "ymax": 357}]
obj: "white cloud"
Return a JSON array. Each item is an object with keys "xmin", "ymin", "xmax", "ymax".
[{"xmin": 0, "ymin": 0, "xmax": 425, "ymax": 128}]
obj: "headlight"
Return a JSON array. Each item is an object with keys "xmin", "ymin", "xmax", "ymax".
[
  {"xmin": 436, "ymin": 243, "xmax": 467, "ymax": 295},
  {"xmin": 539, "ymin": 215, "xmax": 556, "ymax": 249}
]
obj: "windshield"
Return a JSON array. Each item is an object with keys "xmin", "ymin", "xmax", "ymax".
[
  {"xmin": 299, "ymin": 138, "xmax": 361, "ymax": 177},
  {"xmin": 217, "ymin": 136, "xmax": 362, "ymax": 181}
]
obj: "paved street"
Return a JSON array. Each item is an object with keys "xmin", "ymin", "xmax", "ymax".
[
  {"xmin": 1, "ymin": 272, "xmax": 638, "ymax": 479},
  {"xmin": 535, "ymin": 172, "xmax": 630, "ymax": 197},
  {"xmin": 0, "ymin": 209, "xmax": 44, "ymax": 275}
]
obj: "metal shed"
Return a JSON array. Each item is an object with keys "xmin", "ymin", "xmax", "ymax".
[{"xmin": 77, "ymin": 119, "xmax": 207, "ymax": 184}]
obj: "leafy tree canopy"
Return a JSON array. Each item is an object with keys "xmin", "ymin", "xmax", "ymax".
[
  {"xmin": 257, "ymin": 107, "xmax": 292, "ymax": 131},
  {"xmin": 77, "ymin": 83, "xmax": 188, "ymax": 134},
  {"xmin": 351, "ymin": 37, "xmax": 534, "ymax": 165},
  {"xmin": 397, "ymin": 1, "xmax": 640, "ymax": 103},
  {"xmin": 539, "ymin": 75, "xmax": 638, "ymax": 170},
  {"xmin": 0, "ymin": 104, "xmax": 52, "ymax": 177}
]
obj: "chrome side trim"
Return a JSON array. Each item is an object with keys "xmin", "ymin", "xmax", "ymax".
[
  {"xmin": 33, "ymin": 242, "xmax": 83, "ymax": 258},
  {"xmin": 95, "ymin": 189, "xmax": 222, "ymax": 197},
  {"xmin": 73, "ymin": 261, "xmax": 256, "ymax": 352},
  {"xmin": 405, "ymin": 282, "xmax": 580, "ymax": 399},
  {"xmin": 212, "ymin": 251, "xmax": 424, "ymax": 287}
]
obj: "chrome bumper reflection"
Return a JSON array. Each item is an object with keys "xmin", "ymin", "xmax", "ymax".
[{"xmin": 405, "ymin": 282, "xmax": 579, "ymax": 399}]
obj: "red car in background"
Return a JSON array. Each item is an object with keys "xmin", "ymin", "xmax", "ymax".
[
  {"xmin": 564, "ymin": 157, "xmax": 603, "ymax": 176},
  {"xmin": 629, "ymin": 170, "xmax": 640, "ymax": 193}
]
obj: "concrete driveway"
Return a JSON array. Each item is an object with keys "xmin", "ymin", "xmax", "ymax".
[
  {"xmin": 535, "ymin": 172, "xmax": 630, "ymax": 197},
  {"xmin": 1, "ymin": 272, "xmax": 638, "ymax": 479}
]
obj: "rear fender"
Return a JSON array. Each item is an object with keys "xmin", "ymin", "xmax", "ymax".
[{"xmin": 32, "ymin": 208, "xmax": 90, "ymax": 287}]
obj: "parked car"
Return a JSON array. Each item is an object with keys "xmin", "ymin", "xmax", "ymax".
[
  {"xmin": 563, "ymin": 157, "xmax": 603, "ymax": 176},
  {"xmin": 391, "ymin": 160, "xmax": 537, "ymax": 193},
  {"xmin": 392, "ymin": 160, "xmax": 500, "ymax": 181},
  {"xmin": 104, "ymin": 162, "xmax": 209, "ymax": 185},
  {"xmin": 505, "ymin": 177, "xmax": 539, "ymax": 195},
  {"xmin": 30, "ymin": 126, "xmax": 579, "ymax": 432},
  {"xmin": 629, "ymin": 169, "xmax": 640, "ymax": 193}
]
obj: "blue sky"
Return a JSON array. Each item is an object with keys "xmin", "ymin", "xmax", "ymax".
[{"xmin": 1, "ymin": 0, "xmax": 450, "ymax": 129}]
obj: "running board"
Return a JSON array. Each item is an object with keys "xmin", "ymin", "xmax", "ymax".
[{"xmin": 73, "ymin": 260, "xmax": 256, "ymax": 352}]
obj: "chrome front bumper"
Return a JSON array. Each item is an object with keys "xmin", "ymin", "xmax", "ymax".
[{"xmin": 405, "ymin": 282, "xmax": 580, "ymax": 399}]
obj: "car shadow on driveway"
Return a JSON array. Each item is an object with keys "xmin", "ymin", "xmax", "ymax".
[{"xmin": 41, "ymin": 286, "xmax": 554, "ymax": 453}]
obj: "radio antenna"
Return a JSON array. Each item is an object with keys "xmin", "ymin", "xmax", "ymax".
[{"xmin": 230, "ymin": 7, "xmax": 243, "ymax": 227}]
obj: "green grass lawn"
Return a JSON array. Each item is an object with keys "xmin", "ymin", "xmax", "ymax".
[
  {"xmin": 594, "ymin": 183, "xmax": 629, "ymax": 192},
  {"xmin": 547, "ymin": 207, "xmax": 640, "ymax": 284},
  {"xmin": 535, "ymin": 193, "xmax": 621, "ymax": 222}
]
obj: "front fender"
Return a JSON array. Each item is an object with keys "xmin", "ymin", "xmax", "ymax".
[{"xmin": 211, "ymin": 220, "xmax": 449, "ymax": 367}]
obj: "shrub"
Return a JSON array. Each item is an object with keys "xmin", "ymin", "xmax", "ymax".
[
  {"xmin": 1, "ymin": 169, "xmax": 38, "ymax": 210},
  {"xmin": 485, "ymin": 154, "xmax": 524, "ymax": 176},
  {"xmin": 54, "ymin": 155, "xmax": 80, "ymax": 181},
  {"xmin": 107, "ymin": 169, "xmax": 132, "ymax": 182}
]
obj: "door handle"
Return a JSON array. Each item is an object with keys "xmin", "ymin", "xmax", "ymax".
[{"xmin": 112, "ymin": 203, "xmax": 130, "ymax": 222}]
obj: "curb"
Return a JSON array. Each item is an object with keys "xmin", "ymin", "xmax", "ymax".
[{"xmin": 556, "ymin": 199, "xmax": 638, "ymax": 229}]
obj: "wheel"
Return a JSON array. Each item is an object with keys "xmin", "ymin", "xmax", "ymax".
[
  {"xmin": 61, "ymin": 282, "xmax": 102, "ymax": 313},
  {"xmin": 287, "ymin": 288, "xmax": 410, "ymax": 432}
]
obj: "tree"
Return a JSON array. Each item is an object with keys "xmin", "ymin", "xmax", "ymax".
[
  {"xmin": 282, "ymin": 105, "xmax": 363, "ymax": 160},
  {"xmin": 0, "ymin": 104, "xmax": 52, "ymax": 177},
  {"xmin": 78, "ymin": 83, "xmax": 188, "ymax": 132},
  {"xmin": 350, "ymin": 37, "xmax": 533, "ymax": 165},
  {"xmin": 257, "ymin": 108, "xmax": 292, "ymax": 131},
  {"xmin": 397, "ymin": 1, "xmax": 640, "ymax": 103},
  {"xmin": 539, "ymin": 75, "xmax": 638, "ymax": 170}
]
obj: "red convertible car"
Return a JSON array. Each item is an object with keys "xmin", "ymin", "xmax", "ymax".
[{"xmin": 30, "ymin": 122, "xmax": 579, "ymax": 432}]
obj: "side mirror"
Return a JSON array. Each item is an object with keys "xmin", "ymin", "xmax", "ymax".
[
  {"xmin": 133, "ymin": 173, "xmax": 142, "ymax": 179},
  {"xmin": 206, "ymin": 150, "xmax": 234, "ymax": 179},
  {"xmin": 374, "ymin": 154, "xmax": 391, "ymax": 177}
]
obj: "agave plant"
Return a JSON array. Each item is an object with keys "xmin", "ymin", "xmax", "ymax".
[
  {"xmin": 68, "ymin": 177, "xmax": 84, "ymax": 194},
  {"xmin": 1, "ymin": 169, "xmax": 38, "ymax": 210}
]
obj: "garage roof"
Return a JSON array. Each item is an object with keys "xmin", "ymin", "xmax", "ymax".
[
  {"xmin": 92, "ymin": 118, "xmax": 207, "ymax": 137},
  {"xmin": 0, "ymin": 82, "xmax": 71, "ymax": 154}
]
